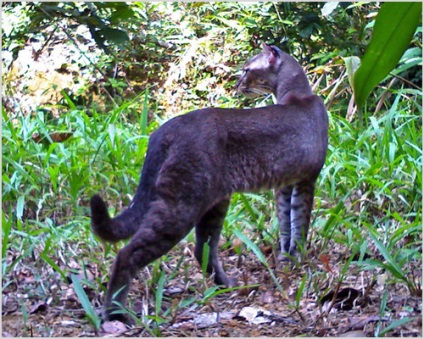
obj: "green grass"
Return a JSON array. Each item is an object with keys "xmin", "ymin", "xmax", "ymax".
[{"xmin": 2, "ymin": 84, "xmax": 421, "ymax": 335}]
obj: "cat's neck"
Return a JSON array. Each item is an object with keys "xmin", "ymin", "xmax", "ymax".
[{"xmin": 275, "ymin": 55, "xmax": 313, "ymax": 104}]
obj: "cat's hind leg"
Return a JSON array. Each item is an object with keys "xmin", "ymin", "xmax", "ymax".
[
  {"xmin": 194, "ymin": 199, "xmax": 235, "ymax": 287},
  {"xmin": 102, "ymin": 198, "xmax": 199, "ymax": 322}
]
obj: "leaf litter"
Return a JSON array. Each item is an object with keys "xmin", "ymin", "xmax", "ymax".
[{"xmin": 2, "ymin": 236, "xmax": 422, "ymax": 337}]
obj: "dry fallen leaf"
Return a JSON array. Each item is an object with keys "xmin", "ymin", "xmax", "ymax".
[
  {"xmin": 340, "ymin": 330, "xmax": 367, "ymax": 337},
  {"xmin": 32, "ymin": 132, "xmax": 73, "ymax": 144},
  {"xmin": 319, "ymin": 253, "xmax": 333, "ymax": 273},
  {"xmin": 260, "ymin": 290, "xmax": 275, "ymax": 304},
  {"xmin": 235, "ymin": 306, "xmax": 297, "ymax": 325},
  {"xmin": 172, "ymin": 312, "xmax": 234, "ymax": 330},
  {"xmin": 101, "ymin": 320, "xmax": 128, "ymax": 335},
  {"xmin": 232, "ymin": 238, "xmax": 244, "ymax": 253},
  {"xmin": 260, "ymin": 244, "xmax": 273, "ymax": 255}
]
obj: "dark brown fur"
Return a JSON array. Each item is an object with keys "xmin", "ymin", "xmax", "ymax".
[{"xmin": 90, "ymin": 43, "xmax": 328, "ymax": 321}]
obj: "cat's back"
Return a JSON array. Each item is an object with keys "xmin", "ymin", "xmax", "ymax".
[
  {"xmin": 210, "ymin": 95, "xmax": 327, "ymax": 142},
  {"xmin": 148, "ymin": 94, "xmax": 327, "ymax": 152}
]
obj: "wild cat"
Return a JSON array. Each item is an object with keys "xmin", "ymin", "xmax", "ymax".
[{"xmin": 90, "ymin": 42, "xmax": 328, "ymax": 321}]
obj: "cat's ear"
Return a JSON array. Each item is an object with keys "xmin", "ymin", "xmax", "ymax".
[{"xmin": 261, "ymin": 42, "xmax": 278, "ymax": 65}]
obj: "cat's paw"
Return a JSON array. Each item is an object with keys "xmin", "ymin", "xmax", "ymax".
[
  {"xmin": 103, "ymin": 310, "xmax": 135, "ymax": 326},
  {"xmin": 225, "ymin": 276, "xmax": 238, "ymax": 288},
  {"xmin": 214, "ymin": 273, "xmax": 238, "ymax": 288},
  {"xmin": 278, "ymin": 252, "xmax": 292, "ymax": 262},
  {"xmin": 277, "ymin": 250, "xmax": 302, "ymax": 270},
  {"xmin": 277, "ymin": 252, "xmax": 297, "ymax": 268}
]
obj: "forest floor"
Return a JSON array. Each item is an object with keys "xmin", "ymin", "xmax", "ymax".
[{"xmin": 2, "ymin": 235, "xmax": 422, "ymax": 337}]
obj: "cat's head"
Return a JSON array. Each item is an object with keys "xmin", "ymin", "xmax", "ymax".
[{"xmin": 236, "ymin": 42, "xmax": 285, "ymax": 98}]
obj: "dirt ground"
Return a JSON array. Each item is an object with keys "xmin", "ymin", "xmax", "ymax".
[{"xmin": 2, "ymin": 239, "xmax": 422, "ymax": 337}]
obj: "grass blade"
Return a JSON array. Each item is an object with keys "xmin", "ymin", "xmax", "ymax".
[
  {"xmin": 71, "ymin": 274, "xmax": 101, "ymax": 330},
  {"xmin": 140, "ymin": 90, "xmax": 149, "ymax": 136},
  {"xmin": 233, "ymin": 229, "xmax": 287, "ymax": 299},
  {"xmin": 233, "ymin": 229, "xmax": 268, "ymax": 268},
  {"xmin": 368, "ymin": 230, "xmax": 404, "ymax": 280},
  {"xmin": 201, "ymin": 242, "xmax": 210, "ymax": 278},
  {"xmin": 378, "ymin": 317, "xmax": 414, "ymax": 337},
  {"xmin": 2, "ymin": 211, "xmax": 12, "ymax": 258},
  {"xmin": 155, "ymin": 270, "xmax": 166, "ymax": 317}
]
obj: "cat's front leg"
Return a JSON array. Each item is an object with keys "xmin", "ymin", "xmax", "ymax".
[
  {"xmin": 194, "ymin": 199, "xmax": 237, "ymax": 287},
  {"xmin": 287, "ymin": 180, "xmax": 315, "ymax": 256}
]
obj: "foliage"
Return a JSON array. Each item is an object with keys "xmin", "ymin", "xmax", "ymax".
[
  {"xmin": 2, "ymin": 2, "xmax": 132, "ymax": 55},
  {"xmin": 353, "ymin": 2, "xmax": 422, "ymax": 109},
  {"xmin": 0, "ymin": 2, "xmax": 381, "ymax": 114},
  {"xmin": 2, "ymin": 2, "xmax": 422, "ymax": 337}
]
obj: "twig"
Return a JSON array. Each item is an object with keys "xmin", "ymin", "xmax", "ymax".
[
  {"xmin": 374, "ymin": 77, "xmax": 398, "ymax": 115},
  {"xmin": 390, "ymin": 72, "xmax": 421, "ymax": 90}
]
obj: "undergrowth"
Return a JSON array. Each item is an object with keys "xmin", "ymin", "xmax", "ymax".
[{"xmin": 2, "ymin": 86, "xmax": 422, "ymax": 335}]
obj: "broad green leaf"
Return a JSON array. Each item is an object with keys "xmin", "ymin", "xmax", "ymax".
[
  {"xmin": 353, "ymin": 2, "xmax": 422, "ymax": 109},
  {"xmin": 100, "ymin": 27, "xmax": 130, "ymax": 47},
  {"xmin": 3, "ymin": 156, "xmax": 40, "ymax": 189},
  {"xmin": 110, "ymin": 7, "xmax": 136, "ymax": 24}
]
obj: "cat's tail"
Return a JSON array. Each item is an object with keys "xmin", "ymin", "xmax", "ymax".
[{"xmin": 90, "ymin": 194, "xmax": 136, "ymax": 243}]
